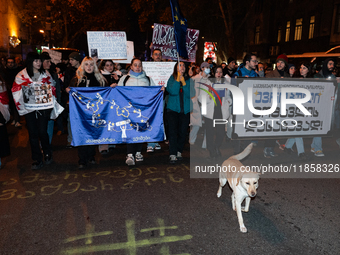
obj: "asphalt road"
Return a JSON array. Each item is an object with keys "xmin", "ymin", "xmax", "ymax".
[{"xmin": 1, "ymin": 123, "xmax": 340, "ymax": 255}]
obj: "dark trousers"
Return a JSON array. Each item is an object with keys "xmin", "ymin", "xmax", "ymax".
[
  {"xmin": 78, "ymin": 145, "xmax": 96, "ymax": 164},
  {"xmin": 24, "ymin": 110, "xmax": 52, "ymax": 162},
  {"xmin": 167, "ymin": 110, "xmax": 190, "ymax": 156},
  {"xmin": 127, "ymin": 143, "xmax": 143, "ymax": 155},
  {"xmin": 8, "ymin": 93, "xmax": 20, "ymax": 123},
  {"xmin": 205, "ymin": 104, "xmax": 225, "ymax": 157}
]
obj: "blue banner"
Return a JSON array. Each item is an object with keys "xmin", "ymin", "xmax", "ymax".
[{"xmin": 69, "ymin": 86, "xmax": 164, "ymax": 146}]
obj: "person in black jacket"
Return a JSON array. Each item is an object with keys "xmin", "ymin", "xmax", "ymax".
[{"xmin": 66, "ymin": 57, "xmax": 107, "ymax": 168}]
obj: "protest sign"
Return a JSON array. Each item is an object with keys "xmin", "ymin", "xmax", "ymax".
[
  {"xmin": 69, "ymin": 86, "xmax": 164, "ymax": 146},
  {"xmin": 42, "ymin": 48, "xmax": 62, "ymax": 64},
  {"xmin": 142, "ymin": 62, "xmax": 176, "ymax": 87},
  {"xmin": 116, "ymin": 41, "xmax": 134, "ymax": 64},
  {"xmin": 152, "ymin": 23, "xmax": 199, "ymax": 62},
  {"xmin": 87, "ymin": 31, "xmax": 127, "ymax": 59},
  {"xmin": 231, "ymin": 78, "xmax": 336, "ymax": 139}
]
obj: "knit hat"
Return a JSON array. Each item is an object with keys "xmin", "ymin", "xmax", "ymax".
[
  {"xmin": 276, "ymin": 54, "xmax": 288, "ymax": 66},
  {"xmin": 69, "ymin": 52, "xmax": 82, "ymax": 62},
  {"xmin": 200, "ymin": 62, "xmax": 210, "ymax": 69},
  {"xmin": 227, "ymin": 57, "xmax": 235, "ymax": 64}
]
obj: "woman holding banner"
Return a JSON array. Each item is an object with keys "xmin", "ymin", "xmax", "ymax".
[
  {"xmin": 67, "ymin": 57, "xmax": 107, "ymax": 168},
  {"xmin": 12, "ymin": 52, "xmax": 54, "ymax": 170},
  {"xmin": 118, "ymin": 58, "xmax": 156, "ymax": 165},
  {"xmin": 166, "ymin": 61, "xmax": 195, "ymax": 163}
]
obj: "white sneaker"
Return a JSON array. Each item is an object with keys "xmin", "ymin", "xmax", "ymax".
[
  {"xmin": 176, "ymin": 151, "xmax": 183, "ymax": 160},
  {"xmin": 147, "ymin": 146, "xmax": 154, "ymax": 153},
  {"xmin": 169, "ymin": 155, "xmax": 177, "ymax": 164},
  {"xmin": 155, "ymin": 144, "xmax": 161, "ymax": 150},
  {"xmin": 135, "ymin": 152, "xmax": 144, "ymax": 162},
  {"xmin": 311, "ymin": 148, "xmax": 315, "ymax": 153},
  {"xmin": 126, "ymin": 154, "xmax": 135, "ymax": 165}
]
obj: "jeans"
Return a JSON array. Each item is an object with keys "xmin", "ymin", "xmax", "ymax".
[
  {"xmin": 311, "ymin": 137, "xmax": 322, "ymax": 151},
  {"xmin": 285, "ymin": 138, "xmax": 305, "ymax": 155},
  {"xmin": 47, "ymin": 120, "xmax": 54, "ymax": 144}
]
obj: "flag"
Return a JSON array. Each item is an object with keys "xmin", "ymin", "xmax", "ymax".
[
  {"xmin": 69, "ymin": 86, "xmax": 164, "ymax": 146},
  {"xmin": 170, "ymin": 0, "xmax": 188, "ymax": 59}
]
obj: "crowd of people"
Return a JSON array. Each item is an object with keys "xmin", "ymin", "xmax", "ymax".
[{"xmin": 1, "ymin": 50, "xmax": 340, "ymax": 170}]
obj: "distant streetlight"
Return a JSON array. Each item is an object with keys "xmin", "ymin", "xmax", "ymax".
[
  {"xmin": 39, "ymin": 30, "xmax": 45, "ymax": 33},
  {"xmin": 34, "ymin": 15, "xmax": 37, "ymax": 18}
]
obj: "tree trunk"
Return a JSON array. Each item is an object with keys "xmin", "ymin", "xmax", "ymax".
[{"xmin": 218, "ymin": 0, "xmax": 236, "ymax": 58}]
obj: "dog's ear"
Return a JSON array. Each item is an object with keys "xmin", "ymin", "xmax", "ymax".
[{"xmin": 236, "ymin": 177, "xmax": 241, "ymax": 186}]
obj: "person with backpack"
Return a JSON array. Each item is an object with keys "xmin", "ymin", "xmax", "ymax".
[{"xmin": 118, "ymin": 58, "xmax": 157, "ymax": 165}]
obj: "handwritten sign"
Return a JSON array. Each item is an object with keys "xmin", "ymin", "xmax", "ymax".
[
  {"xmin": 116, "ymin": 41, "xmax": 135, "ymax": 64},
  {"xmin": 42, "ymin": 48, "xmax": 62, "ymax": 64},
  {"xmin": 87, "ymin": 31, "xmax": 127, "ymax": 60},
  {"xmin": 233, "ymin": 78, "xmax": 336, "ymax": 139},
  {"xmin": 142, "ymin": 62, "xmax": 176, "ymax": 87},
  {"xmin": 152, "ymin": 23, "xmax": 199, "ymax": 62}
]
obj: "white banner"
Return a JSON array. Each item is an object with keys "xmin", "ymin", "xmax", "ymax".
[
  {"xmin": 142, "ymin": 62, "xmax": 176, "ymax": 87},
  {"xmin": 22, "ymin": 82, "xmax": 54, "ymax": 110},
  {"xmin": 87, "ymin": 31, "xmax": 127, "ymax": 60},
  {"xmin": 233, "ymin": 78, "xmax": 336, "ymax": 138}
]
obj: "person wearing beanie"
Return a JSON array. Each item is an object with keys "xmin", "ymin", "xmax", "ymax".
[{"xmin": 266, "ymin": 54, "xmax": 289, "ymax": 78}]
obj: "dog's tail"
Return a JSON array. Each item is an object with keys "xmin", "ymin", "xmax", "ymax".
[{"xmin": 230, "ymin": 143, "xmax": 254, "ymax": 161}]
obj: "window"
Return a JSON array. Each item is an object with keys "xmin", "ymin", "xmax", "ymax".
[
  {"xmin": 277, "ymin": 27, "xmax": 282, "ymax": 43},
  {"xmin": 294, "ymin": 18, "xmax": 303, "ymax": 40},
  {"xmin": 285, "ymin": 21, "xmax": 290, "ymax": 42},
  {"xmin": 309, "ymin": 16, "xmax": 315, "ymax": 39},
  {"xmin": 255, "ymin": 26, "xmax": 260, "ymax": 44}
]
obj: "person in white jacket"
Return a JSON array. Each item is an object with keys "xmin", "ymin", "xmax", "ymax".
[{"xmin": 118, "ymin": 58, "xmax": 157, "ymax": 165}]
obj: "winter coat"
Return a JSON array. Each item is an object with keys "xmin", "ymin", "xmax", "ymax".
[
  {"xmin": 166, "ymin": 75, "xmax": 195, "ymax": 115},
  {"xmin": 118, "ymin": 71, "xmax": 155, "ymax": 87}
]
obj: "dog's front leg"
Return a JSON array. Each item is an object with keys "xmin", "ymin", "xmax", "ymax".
[
  {"xmin": 235, "ymin": 200, "xmax": 247, "ymax": 233},
  {"xmin": 231, "ymin": 193, "xmax": 236, "ymax": 211},
  {"xmin": 242, "ymin": 197, "xmax": 251, "ymax": 212}
]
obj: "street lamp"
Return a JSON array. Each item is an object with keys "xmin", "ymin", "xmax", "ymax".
[{"xmin": 9, "ymin": 36, "xmax": 21, "ymax": 48}]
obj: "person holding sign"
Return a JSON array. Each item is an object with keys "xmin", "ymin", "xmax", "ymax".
[
  {"xmin": 166, "ymin": 61, "xmax": 195, "ymax": 163},
  {"xmin": 66, "ymin": 57, "xmax": 107, "ymax": 169},
  {"xmin": 118, "ymin": 58, "xmax": 157, "ymax": 165},
  {"xmin": 12, "ymin": 52, "xmax": 54, "ymax": 170}
]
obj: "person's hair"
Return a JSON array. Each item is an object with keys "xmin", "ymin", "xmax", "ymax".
[
  {"xmin": 76, "ymin": 57, "xmax": 106, "ymax": 86},
  {"xmin": 205, "ymin": 57, "xmax": 212, "ymax": 62},
  {"xmin": 243, "ymin": 53, "xmax": 256, "ymax": 65},
  {"xmin": 299, "ymin": 61, "xmax": 312, "ymax": 78},
  {"xmin": 172, "ymin": 61, "xmax": 188, "ymax": 80},
  {"xmin": 6, "ymin": 57, "xmax": 15, "ymax": 63},
  {"xmin": 26, "ymin": 52, "xmax": 44, "ymax": 78},
  {"xmin": 40, "ymin": 52, "xmax": 51, "ymax": 62},
  {"xmin": 131, "ymin": 57, "xmax": 141, "ymax": 65},
  {"xmin": 99, "ymin": 60, "xmax": 115, "ymax": 71},
  {"xmin": 189, "ymin": 65, "xmax": 197, "ymax": 77},
  {"xmin": 214, "ymin": 66, "xmax": 226, "ymax": 81},
  {"xmin": 152, "ymin": 49, "xmax": 162, "ymax": 55}
]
